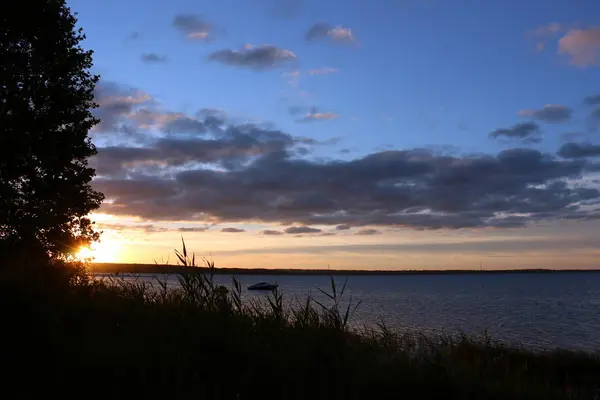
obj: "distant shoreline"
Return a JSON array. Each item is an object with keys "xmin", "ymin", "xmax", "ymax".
[{"xmin": 90, "ymin": 263, "xmax": 600, "ymax": 275}]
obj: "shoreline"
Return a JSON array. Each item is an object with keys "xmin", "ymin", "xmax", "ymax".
[{"xmin": 91, "ymin": 262, "xmax": 600, "ymax": 275}]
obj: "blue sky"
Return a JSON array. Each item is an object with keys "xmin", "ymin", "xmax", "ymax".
[
  {"xmin": 71, "ymin": 0, "xmax": 599, "ymax": 155},
  {"xmin": 68, "ymin": 0, "xmax": 600, "ymax": 268}
]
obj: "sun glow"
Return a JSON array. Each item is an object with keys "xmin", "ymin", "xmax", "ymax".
[{"xmin": 76, "ymin": 237, "xmax": 121, "ymax": 263}]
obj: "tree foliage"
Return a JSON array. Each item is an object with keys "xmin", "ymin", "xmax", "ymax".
[{"xmin": 0, "ymin": 0, "xmax": 104, "ymax": 261}]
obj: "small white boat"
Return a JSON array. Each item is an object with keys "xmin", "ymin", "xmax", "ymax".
[{"xmin": 248, "ymin": 282, "xmax": 278, "ymax": 291}]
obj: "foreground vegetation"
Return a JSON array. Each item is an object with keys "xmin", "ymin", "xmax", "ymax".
[
  {"xmin": 2, "ymin": 248, "xmax": 600, "ymax": 399},
  {"xmin": 4, "ymin": 2, "xmax": 598, "ymax": 398}
]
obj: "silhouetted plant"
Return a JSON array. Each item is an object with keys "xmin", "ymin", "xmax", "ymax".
[
  {"xmin": 4, "ymin": 239, "xmax": 600, "ymax": 399},
  {"xmin": 312, "ymin": 275, "xmax": 362, "ymax": 331},
  {"xmin": 0, "ymin": 0, "xmax": 104, "ymax": 263}
]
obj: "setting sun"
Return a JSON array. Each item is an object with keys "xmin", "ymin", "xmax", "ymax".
[{"xmin": 76, "ymin": 237, "xmax": 121, "ymax": 263}]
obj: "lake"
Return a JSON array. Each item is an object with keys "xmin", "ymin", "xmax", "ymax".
[{"xmin": 97, "ymin": 271, "xmax": 600, "ymax": 352}]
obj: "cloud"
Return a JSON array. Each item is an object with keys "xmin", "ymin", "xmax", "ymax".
[
  {"xmin": 518, "ymin": 104, "xmax": 573, "ymax": 123},
  {"xmin": 172, "ymin": 14, "xmax": 213, "ymax": 40},
  {"xmin": 558, "ymin": 142, "xmax": 600, "ymax": 158},
  {"xmin": 261, "ymin": 229, "xmax": 284, "ymax": 235},
  {"xmin": 209, "ymin": 45, "xmax": 297, "ymax": 70},
  {"xmin": 141, "ymin": 225, "xmax": 169, "ymax": 233},
  {"xmin": 489, "ymin": 122, "xmax": 541, "ymax": 142},
  {"xmin": 90, "ymin": 82, "xmax": 338, "ymax": 176},
  {"xmin": 298, "ymin": 108, "xmax": 339, "ymax": 122},
  {"xmin": 97, "ymin": 223, "xmax": 214, "ymax": 234},
  {"xmin": 91, "ymin": 123, "xmax": 308, "ymax": 175},
  {"xmin": 306, "ymin": 22, "xmax": 355, "ymax": 43},
  {"xmin": 178, "ymin": 226, "xmax": 210, "ymax": 232},
  {"xmin": 284, "ymin": 226, "xmax": 322, "ymax": 234},
  {"xmin": 221, "ymin": 227, "xmax": 246, "ymax": 233},
  {"xmin": 584, "ymin": 94, "xmax": 600, "ymax": 106},
  {"xmin": 527, "ymin": 23, "xmax": 565, "ymax": 53},
  {"xmin": 355, "ymin": 228, "xmax": 380, "ymax": 236},
  {"xmin": 96, "ymin": 223, "xmax": 169, "ymax": 233},
  {"xmin": 282, "ymin": 68, "xmax": 337, "ymax": 87},
  {"xmin": 197, "ymin": 108, "xmax": 228, "ymax": 120},
  {"xmin": 94, "ymin": 145, "xmax": 599, "ymax": 230},
  {"xmin": 558, "ymin": 27, "xmax": 600, "ymax": 67},
  {"xmin": 91, "ymin": 81, "xmax": 154, "ymax": 133},
  {"xmin": 528, "ymin": 23, "xmax": 564, "ymax": 38},
  {"xmin": 307, "ymin": 67, "xmax": 339, "ymax": 76},
  {"xmin": 216, "ymin": 236, "xmax": 600, "ymax": 257},
  {"xmin": 335, "ymin": 224, "xmax": 351, "ymax": 230},
  {"xmin": 141, "ymin": 53, "xmax": 167, "ymax": 63},
  {"xmin": 90, "ymin": 82, "xmax": 600, "ymax": 231}
]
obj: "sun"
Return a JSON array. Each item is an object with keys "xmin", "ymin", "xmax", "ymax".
[{"xmin": 75, "ymin": 237, "xmax": 121, "ymax": 263}]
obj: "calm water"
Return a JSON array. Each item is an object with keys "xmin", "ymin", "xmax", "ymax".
[{"xmin": 99, "ymin": 272, "xmax": 600, "ymax": 352}]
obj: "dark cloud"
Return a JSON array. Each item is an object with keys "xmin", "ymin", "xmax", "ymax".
[
  {"xmin": 91, "ymin": 121, "xmax": 311, "ymax": 175},
  {"xmin": 284, "ymin": 226, "xmax": 322, "ymax": 234},
  {"xmin": 583, "ymin": 94, "xmax": 600, "ymax": 106},
  {"xmin": 518, "ymin": 104, "xmax": 573, "ymax": 123},
  {"xmin": 306, "ymin": 22, "xmax": 331, "ymax": 40},
  {"xmin": 592, "ymin": 107, "xmax": 600, "ymax": 119},
  {"xmin": 90, "ymin": 81, "xmax": 337, "ymax": 177},
  {"xmin": 489, "ymin": 122, "xmax": 541, "ymax": 142},
  {"xmin": 209, "ymin": 45, "xmax": 297, "ymax": 70},
  {"xmin": 94, "ymin": 146, "xmax": 599, "ymax": 230},
  {"xmin": 558, "ymin": 142, "xmax": 600, "ymax": 158},
  {"xmin": 92, "ymin": 81, "xmax": 154, "ymax": 133},
  {"xmin": 335, "ymin": 224, "xmax": 351, "ymax": 230},
  {"xmin": 172, "ymin": 14, "xmax": 213, "ymax": 40},
  {"xmin": 306, "ymin": 22, "xmax": 355, "ymax": 43},
  {"xmin": 221, "ymin": 227, "xmax": 246, "ymax": 233},
  {"xmin": 90, "ymin": 82, "xmax": 600, "ymax": 231},
  {"xmin": 141, "ymin": 53, "xmax": 167, "ymax": 63},
  {"xmin": 261, "ymin": 230, "xmax": 284, "ymax": 235},
  {"xmin": 355, "ymin": 228, "xmax": 380, "ymax": 235},
  {"xmin": 94, "ymin": 177, "xmax": 179, "ymax": 200}
]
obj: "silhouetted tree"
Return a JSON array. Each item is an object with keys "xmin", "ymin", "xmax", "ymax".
[{"xmin": 0, "ymin": 0, "xmax": 104, "ymax": 262}]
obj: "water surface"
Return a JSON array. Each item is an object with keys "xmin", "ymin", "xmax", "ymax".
[{"xmin": 97, "ymin": 272, "xmax": 600, "ymax": 352}]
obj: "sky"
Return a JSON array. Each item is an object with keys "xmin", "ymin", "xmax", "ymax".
[{"xmin": 67, "ymin": 0, "xmax": 600, "ymax": 269}]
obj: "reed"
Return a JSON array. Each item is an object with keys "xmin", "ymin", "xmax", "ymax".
[{"xmin": 1, "ymin": 240, "xmax": 599, "ymax": 399}]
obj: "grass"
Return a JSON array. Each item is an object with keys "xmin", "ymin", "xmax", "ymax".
[{"xmin": 2, "ymin": 241, "xmax": 600, "ymax": 399}]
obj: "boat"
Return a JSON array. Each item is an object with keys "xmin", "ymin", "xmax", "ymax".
[{"xmin": 247, "ymin": 282, "xmax": 279, "ymax": 291}]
